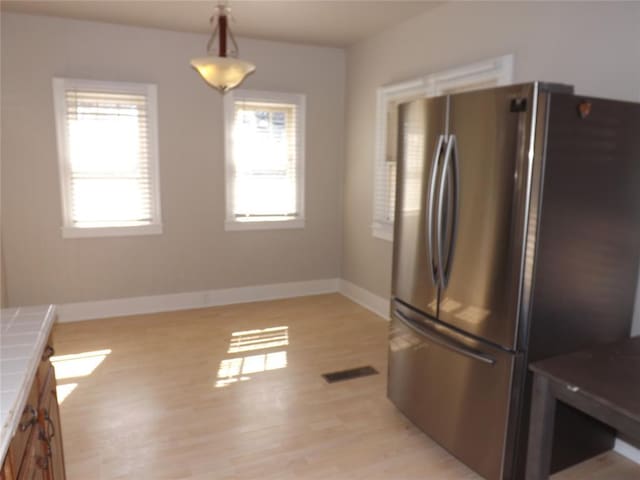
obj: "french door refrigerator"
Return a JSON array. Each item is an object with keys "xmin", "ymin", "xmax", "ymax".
[{"xmin": 388, "ymin": 82, "xmax": 640, "ymax": 480}]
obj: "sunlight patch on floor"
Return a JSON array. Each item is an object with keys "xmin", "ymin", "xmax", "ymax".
[
  {"xmin": 51, "ymin": 349, "xmax": 112, "ymax": 380},
  {"xmin": 51, "ymin": 349, "xmax": 111, "ymax": 404},
  {"xmin": 56, "ymin": 383, "xmax": 78, "ymax": 404},
  {"xmin": 228, "ymin": 326, "xmax": 289, "ymax": 353},
  {"xmin": 215, "ymin": 351, "xmax": 288, "ymax": 388}
]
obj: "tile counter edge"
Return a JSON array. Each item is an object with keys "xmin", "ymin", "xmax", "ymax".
[{"xmin": 0, "ymin": 305, "xmax": 57, "ymax": 463}]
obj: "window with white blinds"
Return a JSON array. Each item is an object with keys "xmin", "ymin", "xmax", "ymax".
[
  {"xmin": 224, "ymin": 90, "xmax": 305, "ymax": 231},
  {"xmin": 372, "ymin": 54, "xmax": 514, "ymax": 241},
  {"xmin": 52, "ymin": 78, "xmax": 161, "ymax": 238}
]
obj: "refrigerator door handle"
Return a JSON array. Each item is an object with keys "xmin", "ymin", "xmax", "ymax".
[
  {"xmin": 393, "ymin": 309, "xmax": 496, "ymax": 365},
  {"xmin": 436, "ymin": 134, "xmax": 460, "ymax": 289},
  {"xmin": 427, "ymin": 134, "xmax": 446, "ymax": 287}
]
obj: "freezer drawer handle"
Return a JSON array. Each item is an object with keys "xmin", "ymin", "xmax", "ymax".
[{"xmin": 394, "ymin": 309, "xmax": 496, "ymax": 366}]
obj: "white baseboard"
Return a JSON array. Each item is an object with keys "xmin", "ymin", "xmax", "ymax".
[
  {"xmin": 614, "ymin": 438, "xmax": 640, "ymax": 464},
  {"xmin": 56, "ymin": 278, "xmax": 392, "ymax": 323},
  {"xmin": 57, "ymin": 278, "xmax": 340, "ymax": 323},
  {"xmin": 338, "ymin": 279, "xmax": 390, "ymax": 320}
]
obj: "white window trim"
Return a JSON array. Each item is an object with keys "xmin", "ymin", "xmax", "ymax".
[
  {"xmin": 61, "ymin": 224, "xmax": 162, "ymax": 239},
  {"xmin": 223, "ymin": 89, "xmax": 306, "ymax": 232},
  {"xmin": 372, "ymin": 54, "xmax": 514, "ymax": 241},
  {"xmin": 373, "ymin": 79, "xmax": 429, "ymax": 242},
  {"xmin": 52, "ymin": 77, "xmax": 162, "ymax": 238},
  {"xmin": 224, "ymin": 218, "xmax": 305, "ymax": 232}
]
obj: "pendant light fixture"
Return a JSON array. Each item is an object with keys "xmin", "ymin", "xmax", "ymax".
[{"xmin": 191, "ymin": 3, "xmax": 255, "ymax": 93}]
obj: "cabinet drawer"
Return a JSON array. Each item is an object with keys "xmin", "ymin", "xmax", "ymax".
[{"xmin": 8, "ymin": 381, "xmax": 39, "ymax": 477}]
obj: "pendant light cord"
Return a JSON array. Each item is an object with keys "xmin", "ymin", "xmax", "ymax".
[{"xmin": 205, "ymin": 4, "xmax": 240, "ymax": 58}]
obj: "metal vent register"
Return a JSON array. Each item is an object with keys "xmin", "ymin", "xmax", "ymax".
[{"xmin": 322, "ymin": 366, "xmax": 379, "ymax": 383}]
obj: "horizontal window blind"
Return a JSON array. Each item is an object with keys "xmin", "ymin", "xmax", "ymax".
[
  {"xmin": 231, "ymin": 99, "xmax": 299, "ymax": 220},
  {"xmin": 373, "ymin": 55, "xmax": 512, "ymax": 240},
  {"xmin": 54, "ymin": 79, "xmax": 160, "ymax": 232},
  {"xmin": 373, "ymin": 100, "xmax": 400, "ymax": 228}
]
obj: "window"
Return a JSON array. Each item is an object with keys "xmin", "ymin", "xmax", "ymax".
[
  {"xmin": 224, "ymin": 90, "xmax": 305, "ymax": 231},
  {"xmin": 372, "ymin": 54, "xmax": 514, "ymax": 241},
  {"xmin": 52, "ymin": 78, "xmax": 161, "ymax": 238}
]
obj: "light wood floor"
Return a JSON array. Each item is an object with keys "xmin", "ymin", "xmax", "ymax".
[{"xmin": 52, "ymin": 294, "xmax": 640, "ymax": 479}]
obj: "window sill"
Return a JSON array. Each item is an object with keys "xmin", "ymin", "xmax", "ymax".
[
  {"xmin": 372, "ymin": 222, "xmax": 393, "ymax": 242},
  {"xmin": 225, "ymin": 218, "xmax": 305, "ymax": 231},
  {"xmin": 62, "ymin": 224, "xmax": 163, "ymax": 238}
]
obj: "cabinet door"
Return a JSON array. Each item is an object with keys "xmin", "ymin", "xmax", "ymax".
[
  {"xmin": 16, "ymin": 431, "xmax": 47, "ymax": 480},
  {"xmin": 8, "ymin": 383, "xmax": 39, "ymax": 476},
  {"xmin": 1, "ymin": 455, "xmax": 16, "ymax": 480},
  {"xmin": 43, "ymin": 401, "xmax": 65, "ymax": 480},
  {"xmin": 40, "ymin": 366, "xmax": 66, "ymax": 480}
]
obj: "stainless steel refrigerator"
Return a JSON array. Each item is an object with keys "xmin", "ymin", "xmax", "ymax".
[{"xmin": 387, "ymin": 82, "xmax": 640, "ymax": 480}]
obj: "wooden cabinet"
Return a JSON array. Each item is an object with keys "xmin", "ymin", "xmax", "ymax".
[
  {"xmin": 39, "ymin": 367, "xmax": 65, "ymax": 480},
  {"xmin": 15, "ymin": 430, "xmax": 47, "ymax": 480},
  {"xmin": 1, "ymin": 340, "xmax": 66, "ymax": 480}
]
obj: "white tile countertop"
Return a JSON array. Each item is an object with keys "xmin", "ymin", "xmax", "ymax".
[{"xmin": 0, "ymin": 305, "xmax": 57, "ymax": 463}]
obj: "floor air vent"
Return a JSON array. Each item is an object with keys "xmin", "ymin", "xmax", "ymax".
[{"xmin": 322, "ymin": 366, "xmax": 379, "ymax": 383}]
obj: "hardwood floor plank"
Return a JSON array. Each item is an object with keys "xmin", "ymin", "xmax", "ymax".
[{"xmin": 52, "ymin": 294, "xmax": 639, "ymax": 479}]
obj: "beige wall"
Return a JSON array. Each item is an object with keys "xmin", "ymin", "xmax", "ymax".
[
  {"xmin": 3, "ymin": 2, "xmax": 640, "ymax": 326},
  {"xmin": 1, "ymin": 13, "xmax": 345, "ymax": 306},
  {"xmin": 343, "ymin": 2, "xmax": 640, "ymax": 326},
  {"xmin": 0, "ymin": 241, "xmax": 7, "ymax": 308}
]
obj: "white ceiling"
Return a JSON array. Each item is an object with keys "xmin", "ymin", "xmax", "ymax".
[{"xmin": 0, "ymin": 1, "xmax": 443, "ymax": 47}]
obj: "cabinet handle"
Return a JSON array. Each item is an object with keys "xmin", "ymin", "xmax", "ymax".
[
  {"xmin": 44, "ymin": 409, "xmax": 56, "ymax": 440},
  {"xmin": 42, "ymin": 344, "xmax": 55, "ymax": 361},
  {"xmin": 39, "ymin": 421, "xmax": 53, "ymax": 459},
  {"xmin": 36, "ymin": 455, "xmax": 49, "ymax": 470},
  {"xmin": 18, "ymin": 405, "xmax": 37, "ymax": 431}
]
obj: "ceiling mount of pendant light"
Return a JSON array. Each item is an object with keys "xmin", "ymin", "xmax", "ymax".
[{"xmin": 191, "ymin": 3, "xmax": 256, "ymax": 94}]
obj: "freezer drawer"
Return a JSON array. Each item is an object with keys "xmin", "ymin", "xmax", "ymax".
[{"xmin": 387, "ymin": 303, "xmax": 519, "ymax": 480}]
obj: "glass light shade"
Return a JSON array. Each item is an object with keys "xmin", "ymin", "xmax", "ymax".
[{"xmin": 191, "ymin": 56, "xmax": 256, "ymax": 93}]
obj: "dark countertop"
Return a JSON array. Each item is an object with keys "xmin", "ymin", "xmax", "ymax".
[{"xmin": 530, "ymin": 336, "xmax": 640, "ymax": 425}]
